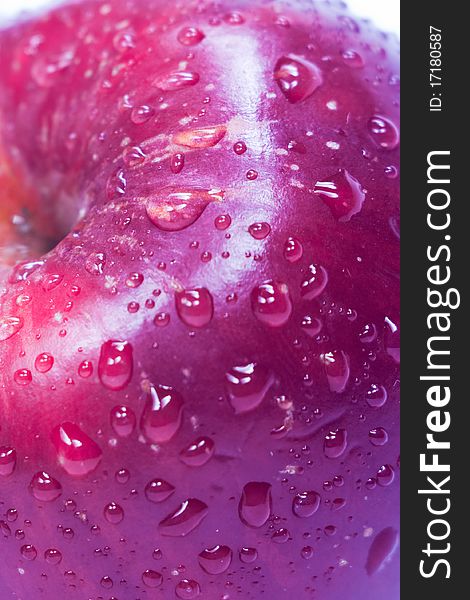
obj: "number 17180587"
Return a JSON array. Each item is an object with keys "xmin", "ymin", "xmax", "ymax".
[{"xmin": 429, "ymin": 26, "xmax": 442, "ymax": 111}]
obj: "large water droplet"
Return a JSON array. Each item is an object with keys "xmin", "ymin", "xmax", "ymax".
[
  {"xmin": 14, "ymin": 369, "xmax": 32, "ymax": 385},
  {"xmin": 369, "ymin": 427, "xmax": 389, "ymax": 446},
  {"xmin": 274, "ymin": 55, "xmax": 323, "ymax": 103},
  {"xmin": 85, "ymin": 252, "xmax": 106, "ymax": 275},
  {"xmin": 179, "ymin": 437, "xmax": 215, "ymax": 467},
  {"xmin": 98, "ymin": 340, "xmax": 133, "ymax": 390},
  {"xmin": 140, "ymin": 384, "xmax": 184, "ymax": 443},
  {"xmin": 142, "ymin": 569, "xmax": 163, "ymax": 588},
  {"xmin": 123, "ymin": 145, "xmax": 146, "ymax": 167},
  {"xmin": 0, "ymin": 446, "xmax": 16, "ymax": 476},
  {"xmin": 300, "ymin": 264, "xmax": 328, "ymax": 299},
  {"xmin": 301, "ymin": 314, "xmax": 322, "ymax": 337},
  {"xmin": 20, "ymin": 544, "xmax": 37, "ymax": 560},
  {"xmin": 173, "ymin": 125, "xmax": 226, "ymax": 148},
  {"xmin": 146, "ymin": 187, "xmax": 224, "ymax": 232},
  {"xmin": 159, "ymin": 498, "xmax": 208, "ymax": 536},
  {"xmin": 104, "ymin": 501, "xmax": 124, "ymax": 524},
  {"xmin": 365, "ymin": 527, "xmax": 398, "ymax": 575},
  {"xmin": 376, "ymin": 464, "xmax": 395, "ymax": 486},
  {"xmin": 284, "ymin": 237, "xmax": 303, "ymax": 263},
  {"xmin": 153, "ymin": 71, "xmax": 200, "ymax": 91},
  {"xmin": 44, "ymin": 548, "xmax": 62, "ymax": 564},
  {"xmin": 9, "ymin": 259, "xmax": 44, "ymax": 283},
  {"xmin": 292, "ymin": 491, "xmax": 321, "ymax": 517},
  {"xmin": 341, "ymin": 49, "xmax": 364, "ymax": 68},
  {"xmin": 175, "ymin": 579, "xmax": 201, "ymax": 599},
  {"xmin": 239, "ymin": 547, "xmax": 258, "ymax": 563},
  {"xmin": 214, "ymin": 214, "xmax": 231, "ymax": 230},
  {"xmin": 51, "ymin": 422, "xmax": 102, "ymax": 476},
  {"xmin": 171, "ymin": 153, "xmax": 185, "ymax": 174},
  {"xmin": 35, "ymin": 352, "xmax": 54, "ymax": 373},
  {"xmin": 368, "ymin": 115, "xmax": 400, "ymax": 150},
  {"xmin": 324, "ymin": 429, "xmax": 347, "ymax": 458},
  {"xmin": 175, "ymin": 288, "xmax": 214, "ymax": 328},
  {"xmin": 106, "ymin": 168, "xmax": 127, "ymax": 199},
  {"xmin": 78, "ymin": 360, "xmax": 93, "ymax": 378},
  {"xmin": 145, "ymin": 478, "xmax": 175, "ymax": 503},
  {"xmin": 0, "ymin": 316, "xmax": 24, "ymax": 342},
  {"xmin": 321, "ymin": 350, "xmax": 350, "ymax": 393},
  {"xmin": 248, "ymin": 222, "xmax": 271, "ymax": 240},
  {"xmin": 314, "ymin": 170, "xmax": 366, "ymax": 222},
  {"xmin": 251, "ymin": 280, "xmax": 292, "ymax": 327},
  {"xmin": 130, "ymin": 104, "xmax": 155, "ymax": 125},
  {"xmin": 238, "ymin": 482, "xmax": 272, "ymax": 528},
  {"xmin": 177, "ymin": 26, "xmax": 205, "ymax": 46},
  {"xmin": 198, "ymin": 545, "xmax": 232, "ymax": 574},
  {"xmin": 110, "ymin": 405, "xmax": 136, "ymax": 437},
  {"xmin": 272, "ymin": 528, "xmax": 290, "ymax": 543},
  {"xmin": 42, "ymin": 273, "xmax": 63, "ymax": 291},
  {"xmin": 366, "ymin": 383, "xmax": 388, "ymax": 408},
  {"xmin": 29, "ymin": 471, "xmax": 62, "ymax": 502},
  {"xmin": 225, "ymin": 362, "xmax": 273, "ymax": 414}
]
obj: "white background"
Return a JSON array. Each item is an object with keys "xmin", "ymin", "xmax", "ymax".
[{"xmin": 0, "ymin": 0, "xmax": 400, "ymax": 35}]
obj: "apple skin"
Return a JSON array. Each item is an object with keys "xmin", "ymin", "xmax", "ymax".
[{"xmin": 0, "ymin": 1, "xmax": 399, "ymax": 598}]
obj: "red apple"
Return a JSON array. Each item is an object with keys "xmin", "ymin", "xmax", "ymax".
[{"xmin": 0, "ymin": 0, "xmax": 400, "ymax": 598}]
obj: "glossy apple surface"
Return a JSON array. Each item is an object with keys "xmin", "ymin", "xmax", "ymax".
[{"xmin": 0, "ymin": 0, "xmax": 400, "ymax": 598}]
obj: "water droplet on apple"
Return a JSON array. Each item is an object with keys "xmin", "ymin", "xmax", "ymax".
[
  {"xmin": 366, "ymin": 384, "xmax": 388, "ymax": 408},
  {"xmin": 324, "ymin": 429, "xmax": 347, "ymax": 458},
  {"xmin": 85, "ymin": 251, "xmax": 106, "ymax": 275},
  {"xmin": 300, "ymin": 264, "xmax": 328, "ymax": 299},
  {"xmin": 154, "ymin": 312, "xmax": 170, "ymax": 327},
  {"xmin": 248, "ymin": 222, "xmax": 271, "ymax": 240},
  {"xmin": 376, "ymin": 464, "xmax": 395, "ymax": 486},
  {"xmin": 292, "ymin": 491, "xmax": 321, "ymax": 517},
  {"xmin": 321, "ymin": 350, "xmax": 350, "ymax": 393},
  {"xmin": 251, "ymin": 280, "xmax": 292, "ymax": 327},
  {"xmin": 369, "ymin": 427, "xmax": 389, "ymax": 446},
  {"xmin": 100, "ymin": 575, "xmax": 113, "ymax": 589},
  {"xmin": 0, "ymin": 447, "xmax": 17, "ymax": 476},
  {"xmin": 123, "ymin": 145, "xmax": 146, "ymax": 167},
  {"xmin": 146, "ymin": 187, "xmax": 224, "ymax": 232},
  {"xmin": 9, "ymin": 259, "xmax": 44, "ymax": 283},
  {"xmin": 14, "ymin": 369, "xmax": 32, "ymax": 386},
  {"xmin": 239, "ymin": 547, "xmax": 258, "ymax": 563},
  {"xmin": 246, "ymin": 168, "xmax": 258, "ymax": 180},
  {"xmin": 314, "ymin": 170, "xmax": 366, "ymax": 222},
  {"xmin": 42, "ymin": 273, "xmax": 63, "ymax": 291},
  {"xmin": 44, "ymin": 548, "xmax": 62, "ymax": 564},
  {"xmin": 367, "ymin": 115, "xmax": 400, "ymax": 150},
  {"xmin": 175, "ymin": 579, "xmax": 201, "ymax": 599},
  {"xmin": 142, "ymin": 569, "xmax": 163, "ymax": 587},
  {"xmin": 140, "ymin": 384, "xmax": 184, "ymax": 443},
  {"xmin": 214, "ymin": 214, "xmax": 231, "ymax": 230},
  {"xmin": 272, "ymin": 528, "xmax": 290, "ymax": 543},
  {"xmin": 171, "ymin": 153, "xmax": 185, "ymax": 174},
  {"xmin": 384, "ymin": 316, "xmax": 400, "ymax": 363},
  {"xmin": 173, "ymin": 125, "xmax": 226, "ymax": 148},
  {"xmin": 274, "ymin": 55, "xmax": 323, "ymax": 103},
  {"xmin": 233, "ymin": 141, "xmax": 247, "ymax": 155},
  {"xmin": 51, "ymin": 422, "xmax": 102, "ymax": 476},
  {"xmin": 177, "ymin": 26, "xmax": 205, "ymax": 46},
  {"xmin": 159, "ymin": 498, "xmax": 208, "ymax": 536},
  {"xmin": 110, "ymin": 405, "xmax": 136, "ymax": 437},
  {"xmin": 98, "ymin": 340, "xmax": 133, "ymax": 390},
  {"xmin": 0, "ymin": 316, "xmax": 24, "ymax": 342},
  {"xmin": 104, "ymin": 501, "xmax": 124, "ymax": 524},
  {"xmin": 301, "ymin": 545, "xmax": 314, "ymax": 559},
  {"xmin": 130, "ymin": 104, "xmax": 155, "ymax": 124},
  {"xmin": 284, "ymin": 237, "xmax": 303, "ymax": 262},
  {"xmin": 301, "ymin": 314, "xmax": 322, "ymax": 337},
  {"xmin": 198, "ymin": 545, "xmax": 232, "ymax": 574},
  {"xmin": 35, "ymin": 352, "xmax": 54, "ymax": 373},
  {"xmin": 365, "ymin": 527, "xmax": 398, "ymax": 575},
  {"xmin": 238, "ymin": 482, "xmax": 272, "ymax": 528},
  {"xmin": 225, "ymin": 362, "xmax": 273, "ymax": 414},
  {"xmin": 175, "ymin": 288, "xmax": 214, "ymax": 328},
  {"xmin": 153, "ymin": 71, "xmax": 200, "ymax": 91},
  {"xmin": 29, "ymin": 471, "xmax": 62, "ymax": 502},
  {"xmin": 78, "ymin": 360, "xmax": 93, "ymax": 378},
  {"xmin": 115, "ymin": 468, "xmax": 130, "ymax": 484},
  {"xmin": 341, "ymin": 49, "xmax": 364, "ymax": 67},
  {"xmin": 179, "ymin": 436, "xmax": 215, "ymax": 467},
  {"xmin": 106, "ymin": 168, "xmax": 127, "ymax": 199},
  {"xmin": 20, "ymin": 544, "xmax": 37, "ymax": 560},
  {"xmin": 145, "ymin": 478, "xmax": 175, "ymax": 503}
]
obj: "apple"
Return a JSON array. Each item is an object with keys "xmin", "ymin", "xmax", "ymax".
[{"xmin": 0, "ymin": 0, "xmax": 400, "ymax": 598}]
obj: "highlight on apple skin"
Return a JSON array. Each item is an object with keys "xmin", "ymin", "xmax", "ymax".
[{"xmin": 0, "ymin": 0, "xmax": 400, "ymax": 598}]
